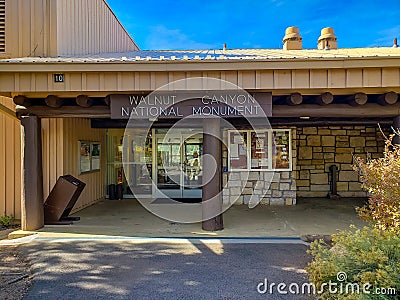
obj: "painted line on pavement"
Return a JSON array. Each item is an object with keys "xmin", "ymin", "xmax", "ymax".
[{"xmin": 0, "ymin": 234, "xmax": 39, "ymax": 246}]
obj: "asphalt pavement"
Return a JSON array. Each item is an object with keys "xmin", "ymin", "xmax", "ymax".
[{"xmin": 21, "ymin": 239, "xmax": 312, "ymax": 300}]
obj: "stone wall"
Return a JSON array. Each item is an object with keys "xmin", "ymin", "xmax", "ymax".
[
  {"xmin": 296, "ymin": 125, "xmax": 387, "ymax": 197},
  {"xmin": 222, "ymin": 128, "xmax": 297, "ymax": 205}
]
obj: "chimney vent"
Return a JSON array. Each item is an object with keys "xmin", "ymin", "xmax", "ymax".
[
  {"xmin": 318, "ymin": 27, "xmax": 337, "ymax": 50},
  {"xmin": 283, "ymin": 26, "xmax": 302, "ymax": 50},
  {"xmin": 393, "ymin": 38, "xmax": 398, "ymax": 48}
]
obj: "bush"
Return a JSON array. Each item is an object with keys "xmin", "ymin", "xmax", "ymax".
[
  {"xmin": 307, "ymin": 134, "xmax": 400, "ymax": 299},
  {"xmin": 307, "ymin": 226, "xmax": 400, "ymax": 299},
  {"xmin": 353, "ymin": 135, "xmax": 400, "ymax": 233},
  {"xmin": 0, "ymin": 215, "xmax": 14, "ymax": 227}
]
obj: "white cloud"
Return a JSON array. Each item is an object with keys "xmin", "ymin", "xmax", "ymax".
[
  {"xmin": 145, "ymin": 26, "xmax": 218, "ymax": 50},
  {"xmin": 370, "ymin": 25, "xmax": 400, "ymax": 47}
]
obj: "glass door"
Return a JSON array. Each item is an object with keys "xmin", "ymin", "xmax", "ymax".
[
  {"xmin": 106, "ymin": 129, "xmax": 153, "ymax": 198},
  {"xmin": 155, "ymin": 131, "xmax": 203, "ymax": 199},
  {"xmin": 182, "ymin": 136, "xmax": 202, "ymax": 198},
  {"xmin": 156, "ymin": 136, "xmax": 182, "ymax": 198}
]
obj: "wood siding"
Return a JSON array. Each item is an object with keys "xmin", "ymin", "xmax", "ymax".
[
  {"xmin": 2, "ymin": 67, "xmax": 400, "ymax": 98},
  {"xmin": 0, "ymin": 96, "xmax": 21, "ymax": 219},
  {"xmin": 56, "ymin": 0, "xmax": 138, "ymax": 56},
  {"xmin": 41, "ymin": 118, "xmax": 106, "ymax": 213},
  {"xmin": 4, "ymin": 0, "xmax": 57, "ymax": 57},
  {"xmin": 3, "ymin": 0, "xmax": 137, "ymax": 59}
]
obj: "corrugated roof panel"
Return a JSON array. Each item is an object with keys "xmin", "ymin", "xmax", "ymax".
[{"xmin": 1, "ymin": 47, "xmax": 400, "ymax": 63}]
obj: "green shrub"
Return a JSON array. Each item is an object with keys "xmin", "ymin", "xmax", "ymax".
[
  {"xmin": 307, "ymin": 134, "xmax": 400, "ymax": 299},
  {"xmin": 0, "ymin": 215, "xmax": 14, "ymax": 227},
  {"xmin": 353, "ymin": 135, "xmax": 400, "ymax": 233},
  {"xmin": 307, "ymin": 227, "xmax": 400, "ymax": 299}
]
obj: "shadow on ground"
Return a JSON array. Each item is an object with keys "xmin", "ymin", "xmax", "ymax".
[{"xmin": 22, "ymin": 241, "xmax": 311, "ymax": 300}]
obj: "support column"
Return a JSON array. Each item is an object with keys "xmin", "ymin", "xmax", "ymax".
[
  {"xmin": 21, "ymin": 116, "xmax": 44, "ymax": 230},
  {"xmin": 393, "ymin": 116, "xmax": 400, "ymax": 145},
  {"xmin": 202, "ymin": 118, "xmax": 223, "ymax": 231}
]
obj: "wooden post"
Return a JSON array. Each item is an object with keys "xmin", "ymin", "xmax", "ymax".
[
  {"xmin": 347, "ymin": 92, "xmax": 368, "ymax": 106},
  {"xmin": 202, "ymin": 118, "xmax": 223, "ymax": 231},
  {"xmin": 76, "ymin": 95, "xmax": 94, "ymax": 108},
  {"xmin": 316, "ymin": 92, "xmax": 334, "ymax": 105},
  {"xmin": 378, "ymin": 92, "xmax": 398, "ymax": 105},
  {"xmin": 393, "ymin": 116, "xmax": 400, "ymax": 145},
  {"xmin": 45, "ymin": 95, "xmax": 64, "ymax": 108},
  {"xmin": 286, "ymin": 93, "xmax": 303, "ymax": 105},
  {"xmin": 21, "ymin": 116, "xmax": 44, "ymax": 231}
]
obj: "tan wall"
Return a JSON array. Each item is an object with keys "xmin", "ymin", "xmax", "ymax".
[
  {"xmin": 42, "ymin": 118, "xmax": 106, "ymax": 214},
  {"xmin": 4, "ymin": 0, "xmax": 57, "ymax": 57},
  {"xmin": 2, "ymin": 67, "xmax": 399, "ymax": 98},
  {"xmin": 56, "ymin": 0, "xmax": 138, "ymax": 56},
  {"xmin": 3, "ymin": 0, "xmax": 138, "ymax": 59},
  {"xmin": 0, "ymin": 96, "xmax": 21, "ymax": 219},
  {"xmin": 296, "ymin": 125, "xmax": 387, "ymax": 197}
]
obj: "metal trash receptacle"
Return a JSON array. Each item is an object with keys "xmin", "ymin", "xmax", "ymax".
[{"xmin": 44, "ymin": 175, "xmax": 86, "ymax": 224}]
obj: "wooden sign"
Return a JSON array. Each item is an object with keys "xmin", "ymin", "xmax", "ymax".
[{"xmin": 109, "ymin": 91, "xmax": 272, "ymax": 119}]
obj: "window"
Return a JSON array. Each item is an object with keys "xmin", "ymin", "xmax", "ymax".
[{"xmin": 228, "ymin": 129, "xmax": 291, "ymax": 171}]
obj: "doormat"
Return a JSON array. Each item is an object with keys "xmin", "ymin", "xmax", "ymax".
[{"xmin": 151, "ymin": 198, "xmax": 201, "ymax": 204}]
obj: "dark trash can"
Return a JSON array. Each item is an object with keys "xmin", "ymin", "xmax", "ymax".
[
  {"xmin": 44, "ymin": 175, "xmax": 86, "ymax": 224},
  {"xmin": 108, "ymin": 184, "xmax": 116, "ymax": 200},
  {"xmin": 116, "ymin": 184, "xmax": 124, "ymax": 200}
]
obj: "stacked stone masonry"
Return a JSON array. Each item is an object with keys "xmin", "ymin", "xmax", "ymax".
[
  {"xmin": 221, "ymin": 125, "xmax": 388, "ymax": 205},
  {"xmin": 222, "ymin": 128, "xmax": 297, "ymax": 205},
  {"xmin": 296, "ymin": 126, "xmax": 387, "ymax": 197}
]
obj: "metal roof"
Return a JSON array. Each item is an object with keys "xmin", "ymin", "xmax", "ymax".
[{"xmin": 1, "ymin": 47, "xmax": 400, "ymax": 63}]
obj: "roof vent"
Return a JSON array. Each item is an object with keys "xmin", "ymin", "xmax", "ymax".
[
  {"xmin": 318, "ymin": 27, "xmax": 337, "ymax": 50},
  {"xmin": 393, "ymin": 38, "xmax": 398, "ymax": 48},
  {"xmin": 0, "ymin": 0, "xmax": 5, "ymax": 53},
  {"xmin": 283, "ymin": 26, "xmax": 302, "ymax": 50}
]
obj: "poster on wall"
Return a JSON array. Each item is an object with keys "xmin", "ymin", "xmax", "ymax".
[
  {"xmin": 79, "ymin": 141, "xmax": 101, "ymax": 174},
  {"xmin": 79, "ymin": 141, "xmax": 91, "ymax": 174},
  {"xmin": 91, "ymin": 143, "xmax": 101, "ymax": 171},
  {"xmin": 229, "ymin": 132, "xmax": 248, "ymax": 169}
]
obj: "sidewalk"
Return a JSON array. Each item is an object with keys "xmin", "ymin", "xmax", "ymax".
[{"xmin": 9, "ymin": 198, "xmax": 367, "ymax": 239}]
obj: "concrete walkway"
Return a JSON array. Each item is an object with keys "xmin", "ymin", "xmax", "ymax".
[{"xmin": 11, "ymin": 197, "xmax": 367, "ymax": 239}]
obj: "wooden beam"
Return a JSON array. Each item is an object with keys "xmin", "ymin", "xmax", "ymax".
[
  {"xmin": 273, "ymin": 103, "xmax": 400, "ymax": 118},
  {"xmin": 76, "ymin": 95, "xmax": 94, "ymax": 108},
  {"xmin": 13, "ymin": 95, "xmax": 31, "ymax": 107},
  {"xmin": 21, "ymin": 116, "xmax": 44, "ymax": 230},
  {"xmin": 316, "ymin": 92, "xmax": 334, "ymax": 105},
  {"xmin": 378, "ymin": 91, "xmax": 398, "ymax": 105},
  {"xmin": 270, "ymin": 119, "xmax": 393, "ymax": 126},
  {"xmin": 347, "ymin": 92, "xmax": 368, "ymax": 106},
  {"xmin": 45, "ymin": 95, "xmax": 64, "ymax": 108},
  {"xmin": 104, "ymin": 95, "xmax": 111, "ymax": 106},
  {"xmin": 16, "ymin": 106, "xmax": 110, "ymax": 118},
  {"xmin": 286, "ymin": 92, "xmax": 303, "ymax": 105},
  {"xmin": 16, "ymin": 103, "xmax": 400, "ymax": 119}
]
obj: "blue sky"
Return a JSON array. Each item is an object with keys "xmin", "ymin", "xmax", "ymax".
[{"xmin": 107, "ymin": 0, "xmax": 400, "ymax": 50}]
